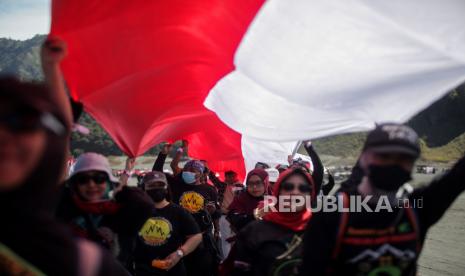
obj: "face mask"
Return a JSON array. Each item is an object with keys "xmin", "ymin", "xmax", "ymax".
[
  {"xmin": 147, "ymin": 188, "xmax": 167, "ymax": 203},
  {"xmin": 368, "ymin": 165, "xmax": 412, "ymax": 191},
  {"xmin": 182, "ymin": 171, "xmax": 197, "ymax": 184}
]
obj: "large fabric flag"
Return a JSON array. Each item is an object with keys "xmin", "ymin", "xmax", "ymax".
[
  {"xmin": 50, "ymin": 0, "xmax": 265, "ymax": 178},
  {"xmin": 205, "ymin": 0, "xmax": 465, "ymax": 142},
  {"xmin": 51, "ymin": 0, "xmax": 465, "ymax": 177}
]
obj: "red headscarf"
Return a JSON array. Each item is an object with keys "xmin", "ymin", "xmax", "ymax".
[
  {"xmin": 227, "ymin": 168, "xmax": 269, "ymax": 215},
  {"xmin": 263, "ymin": 168, "xmax": 315, "ymax": 232}
]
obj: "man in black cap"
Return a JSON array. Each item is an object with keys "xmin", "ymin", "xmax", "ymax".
[
  {"xmin": 300, "ymin": 123, "xmax": 465, "ymax": 276},
  {"xmin": 134, "ymin": 171, "xmax": 202, "ymax": 276}
]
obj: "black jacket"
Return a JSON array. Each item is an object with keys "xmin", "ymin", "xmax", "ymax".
[
  {"xmin": 300, "ymin": 155, "xmax": 465, "ymax": 276},
  {"xmin": 233, "ymin": 220, "xmax": 303, "ymax": 276}
]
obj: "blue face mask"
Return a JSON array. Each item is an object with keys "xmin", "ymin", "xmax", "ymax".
[{"xmin": 182, "ymin": 171, "xmax": 197, "ymax": 184}]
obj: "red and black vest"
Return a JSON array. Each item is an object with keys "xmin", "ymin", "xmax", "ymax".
[{"xmin": 329, "ymin": 193, "xmax": 422, "ymax": 276}]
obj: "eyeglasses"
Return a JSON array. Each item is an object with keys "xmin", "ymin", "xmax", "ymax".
[
  {"xmin": 72, "ymin": 172, "xmax": 109, "ymax": 186},
  {"xmin": 248, "ymin": 180, "xmax": 264, "ymax": 187},
  {"xmin": 281, "ymin": 182, "xmax": 312, "ymax": 193}
]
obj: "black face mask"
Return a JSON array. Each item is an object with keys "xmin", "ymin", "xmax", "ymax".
[
  {"xmin": 147, "ymin": 189, "xmax": 167, "ymax": 203},
  {"xmin": 368, "ymin": 165, "xmax": 412, "ymax": 191}
]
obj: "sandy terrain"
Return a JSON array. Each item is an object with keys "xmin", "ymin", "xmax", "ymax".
[{"xmin": 417, "ymin": 177, "xmax": 465, "ymax": 275}]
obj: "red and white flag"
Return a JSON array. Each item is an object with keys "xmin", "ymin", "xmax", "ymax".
[{"xmin": 50, "ymin": 0, "xmax": 465, "ymax": 178}]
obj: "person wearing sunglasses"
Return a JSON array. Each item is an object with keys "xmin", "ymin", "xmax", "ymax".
[
  {"xmin": 0, "ymin": 39, "xmax": 130, "ymax": 276},
  {"xmin": 231, "ymin": 168, "xmax": 316, "ymax": 276},
  {"xmin": 57, "ymin": 152, "xmax": 153, "ymax": 270}
]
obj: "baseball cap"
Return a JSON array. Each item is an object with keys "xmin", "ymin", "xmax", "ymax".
[
  {"xmin": 143, "ymin": 171, "xmax": 168, "ymax": 190},
  {"xmin": 69, "ymin": 152, "xmax": 119, "ymax": 182},
  {"xmin": 363, "ymin": 123, "xmax": 420, "ymax": 158}
]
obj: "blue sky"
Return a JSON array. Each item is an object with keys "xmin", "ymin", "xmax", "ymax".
[{"xmin": 0, "ymin": 0, "xmax": 50, "ymax": 40}]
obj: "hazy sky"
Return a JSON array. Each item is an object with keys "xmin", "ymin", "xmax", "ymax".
[{"xmin": 0, "ymin": 0, "xmax": 50, "ymax": 40}]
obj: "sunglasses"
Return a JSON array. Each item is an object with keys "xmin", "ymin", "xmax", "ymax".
[
  {"xmin": 0, "ymin": 107, "xmax": 65, "ymax": 135},
  {"xmin": 72, "ymin": 172, "xmax": 109, "ymax": 186},
  {"xmin": 0, "ymin": 107, "xmax": 43, "ymax": 133},
  {"xmin": 281, "ymin": 182, "xmax": 312, "ymax": 193}
]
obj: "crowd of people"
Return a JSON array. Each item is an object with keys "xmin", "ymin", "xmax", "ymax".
[{"xmin": 1, "ymin": 38, "xmax": 465, "ymax": 276}]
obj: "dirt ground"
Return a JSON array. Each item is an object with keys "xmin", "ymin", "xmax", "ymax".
[{"xmin": 416, "ymin": 175, "xmax": 465, "ymax": 275}]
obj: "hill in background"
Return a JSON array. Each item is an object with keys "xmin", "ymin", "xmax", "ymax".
[
  {"xmin": 312, "ymin": 85, "xmax": 465, "ymax": 164},
  {"xmin": 1, "ymin": 35, "xmax": 464, "ymax": 163}
]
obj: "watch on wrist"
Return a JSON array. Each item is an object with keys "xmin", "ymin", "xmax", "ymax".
[{"xmin": 176, "ymin": 249, "xmax": 184, "ymax": 258}]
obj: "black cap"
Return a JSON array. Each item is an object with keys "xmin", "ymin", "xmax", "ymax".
[
  {"xmin": 143, "ymin": 171, "xmax": 168, "ymax": 190},
  {"xmin": 363, "ymin": 123, "xmax": 420, "ymax": 158}
]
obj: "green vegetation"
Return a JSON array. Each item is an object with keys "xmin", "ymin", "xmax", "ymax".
[
  {"xmin": 1, "ymin": 35, "xmax": 464, "ymax": 162},
  {"xmin": 312, "ymin": 83, "xmax": 465, "ymax": 164},
  {"xmin": 312, "ymin": 132, "xmax": 465, "ymax": 164},
  {"xmin": 0, "ymin": 35, "xmax": 44, "ymax": 81},
  {"xmin": 312, "ymin": 132, "xmax": 367, "ymax": 158},
  {"xmin": 71, "ymin": 113, "xmax": 122, "ymax": 156},
  {"xmin": 421, "ymin": 133, "xmax": 465, "ymax": 163}
]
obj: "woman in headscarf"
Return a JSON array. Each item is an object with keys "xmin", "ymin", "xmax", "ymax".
[
  {"xmin": 231, "ymin": 168, "xmax": 316, "ymax": 276},
  {"xmin": 227, "ymin": 168, "xmax": 269, "ymax": 233}
]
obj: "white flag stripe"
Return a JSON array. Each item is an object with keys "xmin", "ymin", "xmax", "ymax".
[{"xmin": 205, "ymin": 0, "xmax": 465, "ymax": 167}]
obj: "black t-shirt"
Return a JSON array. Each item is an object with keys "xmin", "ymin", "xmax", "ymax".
[
  {"xmin": 168, "ymin": 175, "xmax": 219, "ymax": 231},
  {"xmin": 300, "ymin": 155, "xmax": 465, "ymax": 276},
  {"xmin": 134, "ymin": 203, "xmax": 200, "ymax": 267}
]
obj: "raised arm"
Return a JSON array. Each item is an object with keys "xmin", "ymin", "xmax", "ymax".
[
  {"xmin": 170, "ymin": 140, "xmax": 188, "ymax": 175},
  {"xmin": 411, "ymin": 155, "xmax": 465, "ymax": 228},
  {"xmin": 152, "ymin": 143, "xmax": 170, "ymax": 172},
  {"xmin": 170, "ymin": 148, "xmax": 183, "ymax": 175},
  {"xmin": 41, "ymin": 37, "xmax": 73, "ymax": 128},
  {"xmin": 208, "ymin": 169, "xmax": 226, "ymax": 190},
  {"xmin": 119, "ymin": 157, "xmax": 135, "ymax": 187},
  {"xmin": 322, "ymin": 170, "xmax": 335, "ymax": 195},
  {"xmin": 303, "ymin": 141, "xmax": 324, "ymax": 194}
]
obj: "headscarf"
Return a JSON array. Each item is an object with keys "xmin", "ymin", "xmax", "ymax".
[
  {"xmin": 227, "ymin": 168, "xmax": 269, "ymax": 215},
  {"xmin": 263, "ymin": 168, "xmax": 315, "ymax": 232},
  {"xmin": 183, "ymin": 160, "xmax": 205, "ymax": 173}
]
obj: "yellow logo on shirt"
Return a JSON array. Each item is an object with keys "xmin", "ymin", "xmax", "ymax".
[
  {"xmin": 179, "ymin": 191, "xmax": 205, "ymax": 213},
  {"xmin": 139, "ymin": 217, "xmax": 172, "ymax": 246}
]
